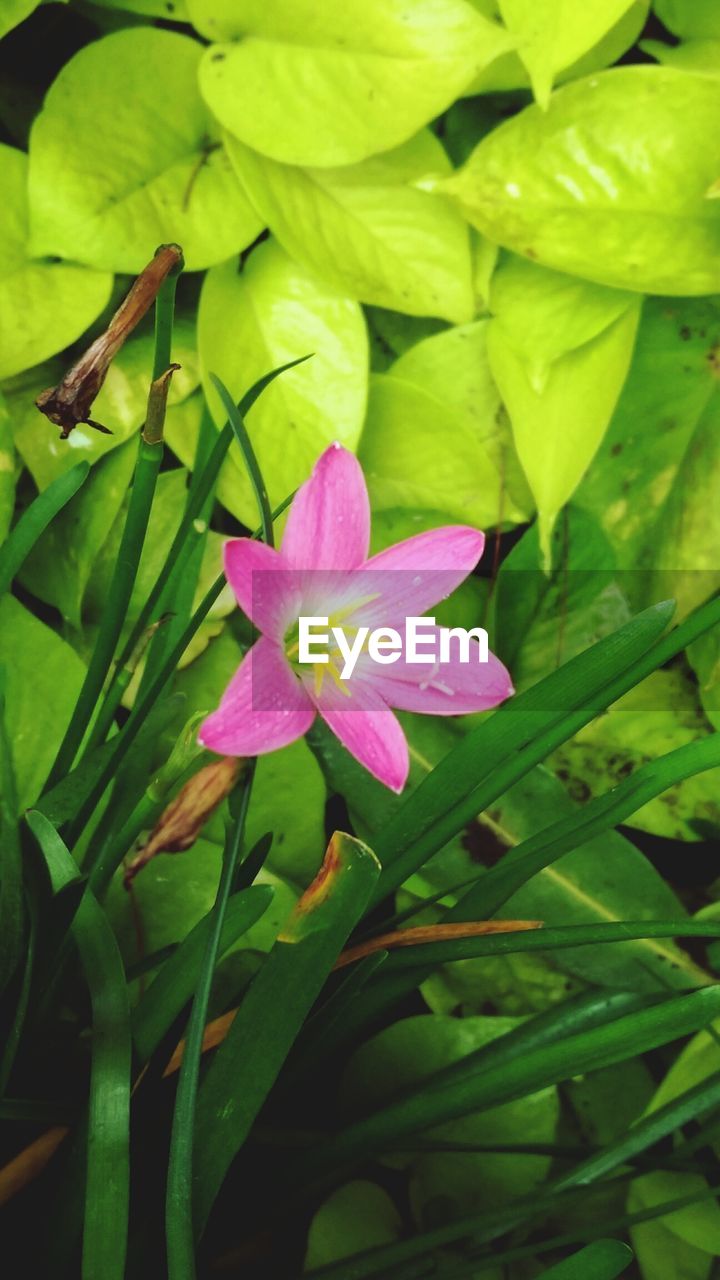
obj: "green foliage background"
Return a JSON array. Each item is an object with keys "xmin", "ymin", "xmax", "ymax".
[{"xmin": 2, "ymin": 1, "xmax": 720, "ymax": 1277}]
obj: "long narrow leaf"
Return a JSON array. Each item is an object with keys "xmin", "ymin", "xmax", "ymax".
[
  {"xmin": 26, "ymin": 811, "xmax": 130, "ymax": 1280},
  {"xmin": 0, "ymin": 462, "xmax": 89, "ymax": 596},
  {"xmin": 193, "ymin": 833, "xmax": 381, "ymax": 1234}
]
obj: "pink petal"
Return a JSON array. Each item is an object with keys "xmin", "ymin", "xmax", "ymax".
[
  {"xmin": 198, "ymin": 637, "xmax": 315, "ymax": 756},
  {"xmin": 223, "ymin": 539, "xmax": 301, "ymax": 641},
  {"xmin": 282, "ymin": 443, "xmax": 370, "ymax": 570},
  {"xmin": 357, "ymin": 526, "xmax": 486, "ymax": 627},
  {"xmin": 354, "ymin": 631, "xmax": 514, "ymax": 715},
  {"xmin": 309, "ymin": 675, "xmax": 409, "ymax": 793}
]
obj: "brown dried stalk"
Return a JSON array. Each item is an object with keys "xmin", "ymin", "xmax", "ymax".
[{"xmin": 36, "ymin": 243, "xmax": 183, "ymax": 438}]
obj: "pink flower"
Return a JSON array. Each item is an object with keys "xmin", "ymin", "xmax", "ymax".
[{"xmin": 199, "ymin": 444, "xmax": 513, "ymax": 793}]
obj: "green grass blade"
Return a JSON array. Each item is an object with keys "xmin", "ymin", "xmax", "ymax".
[
  {"xmin": 373, "ymin": 594, "xmax": 720, "ymax": 901},
  {"xmin": 374, "ymin": 918, "xmax": 720, "ymax": 972},
  {"xmin": 133, "ymin": 883, "xmax": 272, "ymax": 1063},
  {"xmin": 0, "ymin": 669, "xmax": 23, "ymax": 997},
  {"xmin": 90, "ymin": 356, "xmax": 309, "ymax": 750},
  {"xmin": 532, "ymin": 1241, "xmax": 633, "ymax": 1280},
  {"xmin": 296, "ymin": 987, "xmax": 720, "ymax": 1185},
  {"xmin": 0, "ymin": 461, "xmax": 89, "ymax": 597},
  {"xmin": 455, "ymin": 733, "xmax": 720, "ymax": 922},
  {"xmin": 193, "ymin": 833, "xmax": 381, "ymax": 1236},
  {"xmin": 26, "ymin": 810, "xmax": 131, "ymax": 1280},
  {"xmin": 166, "ymin": 766, "xmax": 255, "ymax": 1280},
  {"xmin": 65, "ymin": 492, "xmax": 295, "ymax": 850},
  {"xmin": 209, "ymin": 372, "xmax": 274, "ymax": 546},
  {"xmin": 49, "ymin": 263, "xmax": 182, "ymax": 785}
]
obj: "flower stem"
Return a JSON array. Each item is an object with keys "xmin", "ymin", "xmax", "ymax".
[{"xmin": 165, "ymin": 765, "xmax": 255, "ymax": 1280}]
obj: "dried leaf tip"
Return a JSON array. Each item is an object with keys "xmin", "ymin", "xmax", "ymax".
[{"xmin": 35, "ymin": 243, "xmax": 184, "ymax": 439}]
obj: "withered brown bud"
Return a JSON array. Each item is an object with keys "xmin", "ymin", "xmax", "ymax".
[
  {"xmin": 123, "ymin": 756, "xmax": 243, "ymax": 888},
  {"xmin": 36, "ymin": 243, "xmax": 183, "ymax": 439}
]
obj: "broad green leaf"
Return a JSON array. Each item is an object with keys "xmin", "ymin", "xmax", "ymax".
[
  {"xmin": 575, "ymin": 297, "xmax": 720, "ymax": 620},
  {"xmin": 299, "ymin": 987, "xmax": 720, "ymax": 1182},
  {"xmin": 497, "ymin": 0, "xmax": 637, "ymax": 106},
  {"xmin": 489, "ymin": 254, "xmax": 637, "ymax": 372},
  {"xmin": 342, "ymin": 1014, "xmax": 559, "ymax": 1218},
  {"xmin": 90, "ymin": 0, "xmax": 189, "ymax": 15},
  {"xmin": 643, "ymin": 37, "xmax": 720, "ymax": 74},
  {"xmin": 193, "ymin": 832, "xmax": 381, "ymax": 1230},
  {"xmin": 305, "ymin": 1182, "xmax": 402, "ymax": 1272},
  {"xmin": 106, "ymin": 836, "xmax": 298, "ymax": 964},
  {"xmin": 389, "ymin": 320, "xmax": 533, "ymax": 518},
  {"xmin": 630, "ymin": 1213, "xmax": 712, "ymax": 1280},
  {"xmin": 28, "ymin": 28, "xmax": 263, "ymax": 273},
  {"xmin": 485, "ymin": 768, "xmax": 712, "ymax": 990},
  {"xmin": 0, "ymin": 145, "xmax": 111, "ymax": 380},
  {"xmin": 180, "ymin": 241, "xmax": 367, "ymax": 526},
  {"xmin": 443, "ymin": 67, "xmax": 720, "ymax": 294},
  {"xmin": 492, "ymin": 508, "xmax": 632, "ymax": 682},
  {"xmin": 466, "ymin": 1, "xmax": 649, "ymax": 93},
  {"xmin": 0, "ymin": 596, "xmax": 85, "ymax": 808},
  {"xmin": 0, "ymin": 0, "xmax": 42, "ymax": 40},
  {"xmin": 19, "ymin": 439, "xmax": 136, "ymax": 629},
  {"xmin": 488, "ymin": 301, "xmax": 640, "ymax": 565},
  {"xmin": 8, "ymin": 317, "xmax": 199, "ymax": 489},
  {"xmin": 225, "ymin": 130, "xmax": 474, "ymax": 323},
  {"xmin": 655, "ymin": 0, "xmax": 720, "ymax": 39},
  {"xmin": 551, "ymin": 670, "xmax": 720, "ymax": 840},
  {"xmin": 539, "ymin": 1242, "xmax": 633, "ymax": 1280},
  {"xmin": 360, "ymin": 372, "xmax": 513, "ymax": 528},
  {"xmin": 83, "ymin": 468, "xmax": 231, "ymax": 636},
  {"xmin": 631, "ymin": 1171, "xmax": 720, "ymax": 1256},
  {"xmin": 190, "ymin": 0, "xmax": 513, "ymax": 166}
]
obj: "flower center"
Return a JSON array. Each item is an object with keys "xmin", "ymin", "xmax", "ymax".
[{"xmin": 284, "ymin": 594, "xmax": 379, "ymax": 698}]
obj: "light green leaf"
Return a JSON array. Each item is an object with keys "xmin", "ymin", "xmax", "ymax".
[
  {"xmin": 342, "ymin": 1014, "xmax": 559, "ymax": 1217},
  {"xmin": 190, "ymin": 0, "xmax": 513, "ymax": 166},
  {"xmin": 551, "ymin": 670, "xmax": 720, "ymax": 841},
  {"xmin": 225, "ymin": 130, "xmax": 474, "ymax": 323},
  {"xmin": 181, "ymin": 241, "xmax": 367, "ymax": 526},
  {"xmin": 106, "ymin": 837, "xmax": 298, "ymax": 965},
  {"xmin": 389, "ymin": 319, "xmax": 533, "ymax": 518},
  {"xmin": 493, "ymin": 507, "xmax": 633, "ymax": 684},
  {"xmin": 466, "ymin": 0, "xmax": 649, "ymax": 94},
  {"xmin": 304, "ymin": 1182, "xmax": 402, "ymax": 1272},
  {"xmin": 0, "ymin": 1, "xmax": 43, "ymax": 40},
  {"xmin": 360, "ymin": 370, "xmax": 516, "ymax": 529},
  {"xmin": 642, "ymin": 37, "xmax": 720, "ymax": 74},
  {"xmin": 90, "ymin": 0, "xmax": 188, "ymax": 15},
  {"xmin": 630, "ymin": 1213, "xmax": 712, "ymax": 1280},
  {"xmin": 575, "ymin": 297, "xmax": 720, "ymax": 620},
  {"xmin": 487, "ymin": 287, "xmax": 640, "ymax": 565},
  {"xmin": 0, "ymin": 595, "xmax": 85, "ymax": 808},
  {"xmin": 630, "ymin": 1171, "xmax": 720, "ymax": 1256},
  {"xmin": 8, "ymin": 316, "xmax": 199, "ymax": 489},
  {"xmin": 655, "ymin": 0, "xmax": 720, "ymax": 39},
  {"xmin": 497, "ymin": 0, "xmax": 637, "ymax": 106},
  {"xmin": 19, "ymin": 439, "xmax": 136, "ymax": 629},
  {"xmin": 0, "ymin": 145, "xmax": 111, "ymax": 380},
  {"xmin": 28, "ymin": 27, "xmax": 263, "ymax": 273},
  {"xmin": 443, "ymin": 67, "xmax": 720, "ymax": 294}
]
